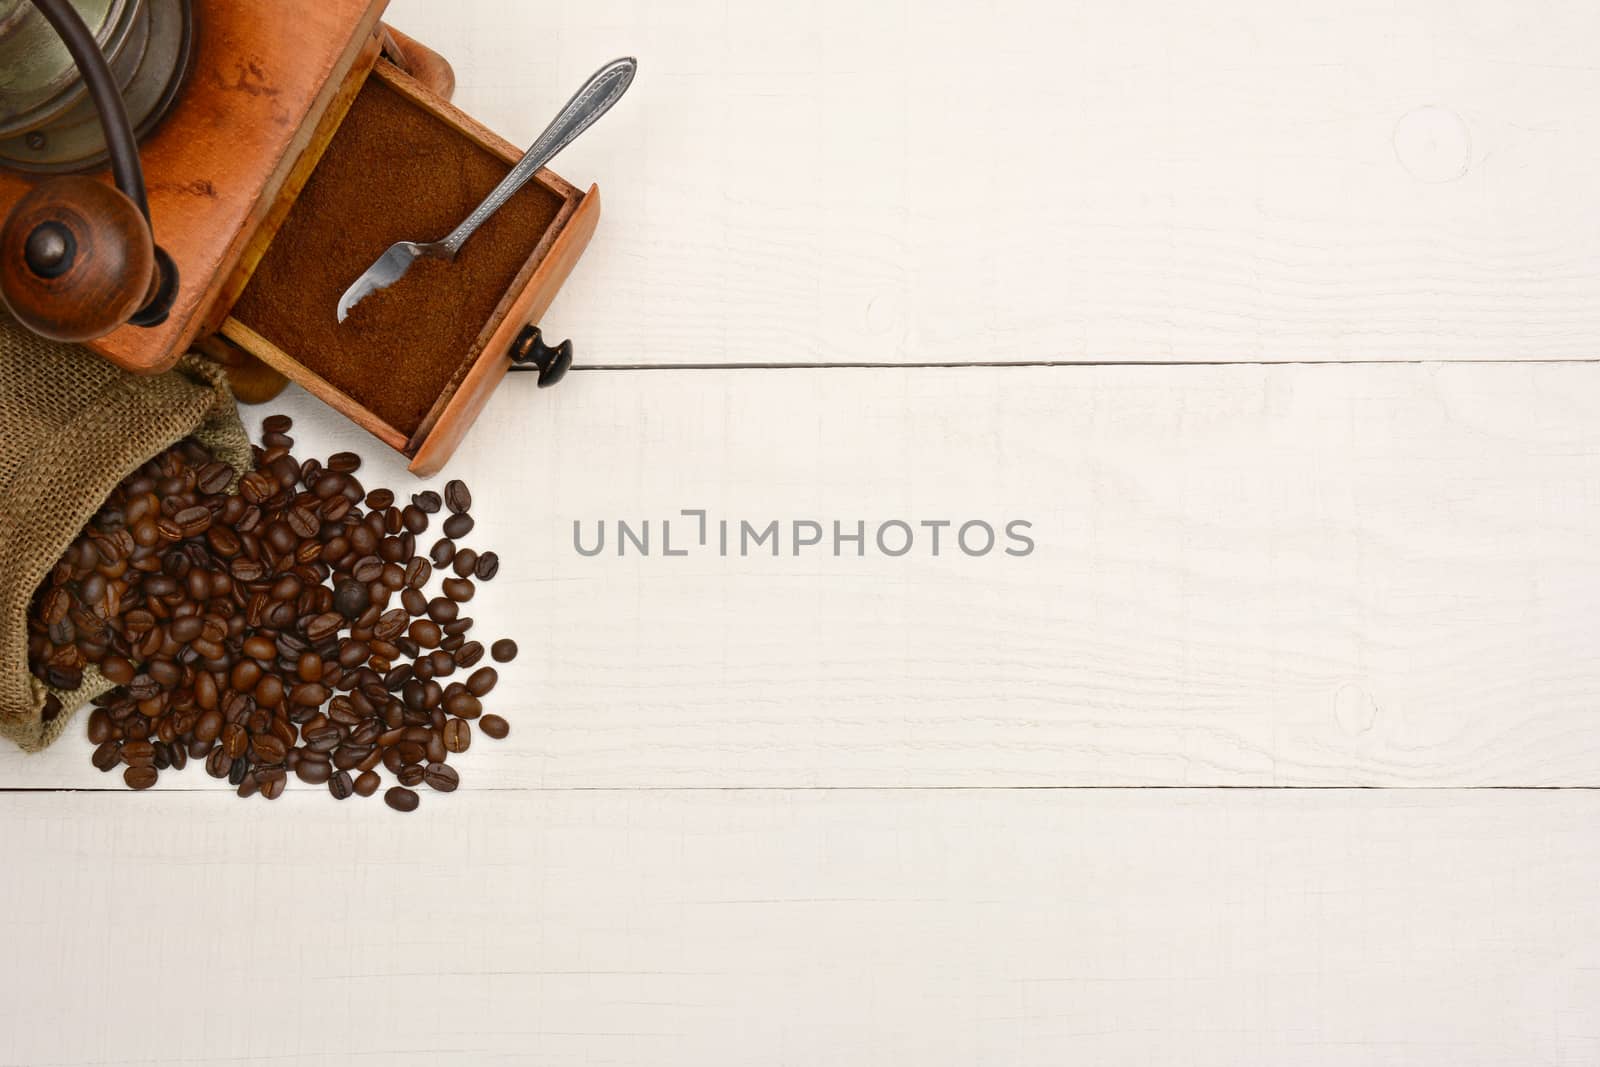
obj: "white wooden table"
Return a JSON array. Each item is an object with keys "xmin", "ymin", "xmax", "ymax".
[{"xmin": 5, "ymin": 1, "xmax": 1600, "ymax": 1062}]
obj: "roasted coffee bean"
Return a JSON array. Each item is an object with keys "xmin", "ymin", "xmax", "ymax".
[
  {"xmin": 147, "ymin": 660, "xmax": 181, "ymax": 688},
  {"xmin": 443, "ymin": 480, "xmax": 471, "ymax": 514},
  {"xmin": 230, "ymin": 660, "xmax": 261, "ymax": 692},
  {"xmin": 397, "ymin": 764, "xmax": 425, "ymax": 787},
  {"xmin": 430, "ymin": 539, "xmax": 455, "ymax": 567},
  {"xmin": 375, "ymin": 608, "xmax": 408, "ymax": 641},
  {"xmin": 285, "ymin": 506, "xmax": 319, "ymax": 539},
  {"xmin": 252, "ymin": 734, "xmax": 287, "ymax": 764},
  {"xmin": 400, "ymin": 586, "xmax": 428, "ymax": 616},
  {"xmin": 127, "ymin": 674, "xmax": 161, "ymax": 700},
  {"xmin": 221, "ymin": 723, "xmax": 248, "ymax": 759},
  {"xmin": 262, "ymin": 414, "xmax": 293, "ymax": 434},
  {"xmin": 40, "ymin": 586, "xmax": 70, "ymax": 625},
  {"xmin": 296, "ymin": 758, "xmax": 332, "ymax": 785},
  {"xmin": 290, "ymin": 682, "xmax": 331, "ymax": 707},
  {"xmin": 124, "ymin": 765, "xmax": 158, "ymax": 790},
  {"xmin": 333, "ymin": 578, "xmax": 370, "ymax": 618},
  {"xmin": 92, "ymin": 740, "xmax": 121, "ymax": 772},
  {"xmin": 39, "ymin": 429, "xmax": 521, "ymax": 807},
  {"xmin": 442, "ymin": 513, "xmax": 474, "ymax": 539},
  {"xmin": 409, "ymin": 619, "xmax": 442, "ymax": 648},
  {"xmin": 197, "ymin": 461, "xmax": 235, "ymax": 495},
  {"xmin": 479, "ymin": 714, "xmax": 510, "ymax": 740},
  {"xmin": 466, "ymin": 667, "xmax": 498, "ymax": 697},
  {"xmin": 254, "ymin": 675, "xmax": 284, "ymax": 708},
  {"xmin": 491, "ymin": 639, "xmax": 518, "ymax": 663},
  {"xmin": 333, "ymin": 743, "xmax": 375, "ymax": 771},
  {"xmin": 100, "ymin": 654, "xmax": 136, "ymax": 684},
  {"xmin": 404, "ymin": 557, "xmax": 431, "ymax": 589},
  {"xmin": 423, "ymin": 762, "xmax": 459, "ymax": 792},
  {"xmin": 474, "ymin": 551, "xmax": 499, "ymax": 581},
  {"xmin": 121, "ymin": 739, "xmax": 156, "ymax": 767},
  {"xmin": 194, "ymin": 709, "xmax": 223, "ymax": 743},
  {"xmin": 304, "ymin": 612, "xmax": 342, "ymax": 643},
  {"xmin": 238, "ymin": 470, "xmax": 275, "ymax": 504},
  {"xmin": 384, "ymin": 786, "xmax": 419, "ymax": 812},
  {"xmin": 425, "ymin": 729, "xmax": 447, "ymax": 764},
  {"xmin": 301, "ymin": 723, "xmax": 341, "ymax": 752}
]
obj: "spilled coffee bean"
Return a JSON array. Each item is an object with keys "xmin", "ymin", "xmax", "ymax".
[{"xmin": 26, "ymin": 416, "xmax": 524, "ymax": 812}]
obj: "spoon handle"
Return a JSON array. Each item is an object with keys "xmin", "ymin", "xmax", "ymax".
[{"xmin": 440, "ymin": 57, "xmax": 637, "ymax": 257}]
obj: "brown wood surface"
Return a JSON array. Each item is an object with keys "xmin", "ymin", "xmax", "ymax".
[
  {"xmin": 408, "ymin": 185, "xmax": 598, "ymax": 477},
  {"xmin": 219, "ymin": 317, "xmax": 410, "ymax": 453},
  {"xmin": 0, "ymin": 0, "xmax": 390, "ymax": 373},
  {"xmin": 381, "ymin": 25, "xmax": 456, "ymax": 101},
  {"xmin": 204, "ymin": 27, "xmax": 385, "ymax": 339},
  {"xmin": 203, "ymin": 20, "xmax": 442, "ymax": 402}
]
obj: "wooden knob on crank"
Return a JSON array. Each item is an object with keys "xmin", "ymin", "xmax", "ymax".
[{"xmin": 0, "ymin": 175, "xmax": 156, "ymax": 342}]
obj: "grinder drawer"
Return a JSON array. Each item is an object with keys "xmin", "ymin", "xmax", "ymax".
[{"xmin": 220, "ymin": 58, "xmax": 599, "ymax": 476}]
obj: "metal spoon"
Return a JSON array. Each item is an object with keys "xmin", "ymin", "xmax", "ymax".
[{"xmin": 336, "ymin": 56, "xmax": 637, "ymax": 323}]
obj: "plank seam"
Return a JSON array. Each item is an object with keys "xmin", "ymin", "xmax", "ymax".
[
  {"xmin": 571, "ymin": 358, "xmax": 1600, "ymax": 370},
  {"xmin": 3, "ymin": 784, "xmax": 1599, "ymax": 794}
]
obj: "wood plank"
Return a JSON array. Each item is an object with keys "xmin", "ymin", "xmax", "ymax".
[
  {"xmin": 0, "ymin": 788, "xmax": 1595, "ymax": 1065},
  {"xmin": 5, "ymin": 362, "xmax": 1600, "ymax": 788},
  {"xmin": 384, "ymin": 0, "xmax": 1600, "ymax": 365}
]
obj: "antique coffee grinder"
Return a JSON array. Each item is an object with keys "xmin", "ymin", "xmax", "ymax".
[
  {"xmin": 0, "ymin": 0, "xmax": 189, "ymax": 340},
  {"xmin": 0, "ymin": 0, "xmax": 611, "ymax": 475}
]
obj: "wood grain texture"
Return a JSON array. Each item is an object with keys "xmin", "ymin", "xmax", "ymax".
[
  {"xmin": 6, "ymin": 362, "xmax": 1600, "ymax": 789},
  {"xmin": 0, "ymin": 176, "xmax": 154, "ymax": 341},
  {"xmin": 384, "ymin": 0, "xmax": 1600, "ymax": 365},
  {"xmin": 0, "ymin": 789, "xmax": 1595, "ymax": 1066}
]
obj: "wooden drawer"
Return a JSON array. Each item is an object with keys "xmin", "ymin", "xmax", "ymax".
[{"xmin": 219, "ymin": 58, "xmax": 599, "ymax": 476}]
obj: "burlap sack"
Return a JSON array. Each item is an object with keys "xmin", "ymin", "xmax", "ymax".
[{"xmin": 0, "ymin": 313, "xmax": 252, "ymax": 751}]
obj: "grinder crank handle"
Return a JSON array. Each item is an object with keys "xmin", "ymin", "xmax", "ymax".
[
  {"xmin": 0, "ymin": 0, "xmax": 178, "ymax": 342},
  {"xmin": 438, "ymin": 57, "xmax": 637, "ymax": 258}
]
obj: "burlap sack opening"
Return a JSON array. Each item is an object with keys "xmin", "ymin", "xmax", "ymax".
[{"xmin": 0, "ymin": 313, "xmax": 251, "ymax": 752}]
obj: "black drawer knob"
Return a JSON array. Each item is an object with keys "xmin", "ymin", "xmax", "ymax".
[{"xmin": 508, "ymin": 324, "xmax": 573, "ymax": 388}]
